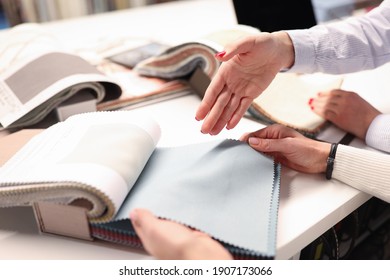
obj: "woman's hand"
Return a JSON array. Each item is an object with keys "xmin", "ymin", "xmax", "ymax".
[
  {"xmin": 196, "ymin": 32, "xmax": 294, "ymax": 135},
  {"xmin": 241, "ymin": 124, "xmax": 331, "ymax": 174},
  {"xmin": 309, "ymin": 89, "xmax": 380, "ymax": 140}
]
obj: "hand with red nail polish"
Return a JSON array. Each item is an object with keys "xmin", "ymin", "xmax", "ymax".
[
  {"xmin": 215, "ymin": 51, "xmax": 226, "ymax": 58},
  {"xmin": 310, "ymin": 89, "xmax": 380, "ymax": 139},
  {"xmin": 196, "ymin": 32, "xmax": 295, "ymax": 135}
]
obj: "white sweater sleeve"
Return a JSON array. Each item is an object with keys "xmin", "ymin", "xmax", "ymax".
[
  {"xmin": 365, "ymin": 114, "xmax": 390, "ymax": 153},
  {"xmin": 286, "ymin": 0, "xmax": 390, "ymax": 74},
  {"xmin": 333, "ymin": 144, "xmax": 390, "ymax": 203}
]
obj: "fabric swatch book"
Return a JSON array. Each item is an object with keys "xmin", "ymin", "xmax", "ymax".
[
  {"xmin": 0, "ymin": 23, "xmax": 191, "ymax": 130},
  {"xmin": 0, "ymin": 23, "xmax": 121, "ymax": 130},
  {"xmin": 133, "ymin": 25, "xmax": 343, "ymax": 138},
  {"xmin": 0, "ymin": 111, "xmax": 281, "ymax": 259},
  {"xmin": 133, "ymin": 24, "xmax": 261, "ymax": 80}
]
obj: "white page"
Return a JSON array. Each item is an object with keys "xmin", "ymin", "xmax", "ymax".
[{"xmin": 0, "ymin": 111, "xmax": 160, "ymax": 222}]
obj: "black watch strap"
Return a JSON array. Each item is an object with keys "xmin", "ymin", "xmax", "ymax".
[{"xmin": 326, "ymin": 143, "xmax": 338, "ymax": 180}]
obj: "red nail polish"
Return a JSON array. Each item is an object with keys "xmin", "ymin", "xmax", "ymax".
[
  {"xmin": 310, "ymin": 106, "xmax": 314, "ymax": 110},
  {"xmin": 215, "ymin": 51, "xmax": 226, "ymax": 58},
  {"xmin": 308, "ymin": 98, "xmax": 313, "ymax": 105}
]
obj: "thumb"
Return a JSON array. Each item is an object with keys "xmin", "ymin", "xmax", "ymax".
[
  {"xmin": 216, "ymin": 36, "xmax": 257, "ymax": 61},
  {"xmin": 130, "ymin": 208, "xmax": 156, "ymax": 239},
  {"xmin": 248, "ymin": 137, "xmax": 289, "ymax": 154}
]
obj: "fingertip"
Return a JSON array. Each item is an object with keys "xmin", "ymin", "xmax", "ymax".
[
  {"xmin": 130, "ymin": 208, "xmax": 154, "ymax": 226},
  {"xmin": 225, "ymin": 123, "xmax": 234, "ymax": 131},
  {"xmin": 228, "ymin": 101, "xmax": 251, "ymax": 130},
  {"xmin": 195, "ymin": 105, "xmax": 208, "ymax": 122},
  {"xmin": 129, "ymin": 209, "xmax": 140, "ymax": 226},
  {"xmin": 200, "ymin": 114, "xmax": 219, "ymax": 135},
  {"xmin": 200, "ymin": 124, "xmax": 210, "ymax": 135},
  {"xmin": 226, "ymin": 115, "xmax": 240, "ymax": 131},
  {"xmin": 239, "ymin": 132, "xmax": 249, "ymax": 142},
  {"xmin": 195, "ymin": 114, "xmax": 205, "ymax": 124},
  {"xmin": 209, "ymin": 128, "xmax": 221, "ymax": 136},
  {"xmin": 215, "ymin": 51, "xmax": 226, "ymax": 58}
]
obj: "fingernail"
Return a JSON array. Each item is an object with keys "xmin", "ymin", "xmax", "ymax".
[
  {"xmin": 248, "ymin": 137, "xmax": 260, "ymax": 145},
  {"xmin": 195, "ymin": 116, "xmax": 199, "ymax": 121},
  {"xmin": 215, "ymin": 51, "xmax": 226, "ymax": 58},
  {"xmin": 310, "ymin": 106, "xmax": 314, "ymax": 110},
  {"xmin": 308, "ymin": 98, "xmax": 313, "ymax": 105}
]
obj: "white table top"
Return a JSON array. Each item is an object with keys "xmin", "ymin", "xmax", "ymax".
[{"xmin": 0, "ymin": 0, "xmax": 381, "ymax": 260}]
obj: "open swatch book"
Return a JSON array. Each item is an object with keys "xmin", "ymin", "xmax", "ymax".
[
  {"xmin": 0, "ymin": 23, "xmax": 190, "ymax": 130},
  {"xmin": 0, "ymin": 111, "xmax": 280, "ymax": 259}
]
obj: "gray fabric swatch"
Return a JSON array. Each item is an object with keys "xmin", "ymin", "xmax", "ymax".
[{"xmin": 115, "ymin": 139, "xmax": 280, "ymax": 256}]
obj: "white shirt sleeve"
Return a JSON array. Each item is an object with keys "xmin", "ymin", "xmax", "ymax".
[
  {"xmin": 333, "ymin": 144, "xmax": 390, "ymax": 203},
  {"xmin": 365, "ymin": 114, "xmax": 390, "ymax": 152},
  {"xmin": 286, "ymin": 0, "xmax": 390, "ymax": 74}
]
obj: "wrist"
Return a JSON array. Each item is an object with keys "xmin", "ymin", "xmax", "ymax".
[
  {"xmin": 272, "ymin": 31, "xmax": 295, "ymax": 70},
  {"xmin": 317, "ymin": 142, "xmax": 332, "ymax": 173},
  {"xmin": 362, "ymin": 112, "xmax": 381, "ymax": 139}
]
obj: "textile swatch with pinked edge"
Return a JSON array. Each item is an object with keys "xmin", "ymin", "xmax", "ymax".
[{"xmin": 92, "ymin": 139, "xmax": 281, "ymax": 259}]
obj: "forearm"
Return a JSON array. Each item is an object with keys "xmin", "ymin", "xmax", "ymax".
[
  {"xmin": 286, "ymin": 0, "xmax": 390, "ymax": 74},
  {"xmin": 333, "ymin": 144, "xmax": 390, "ymax": 203}
]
